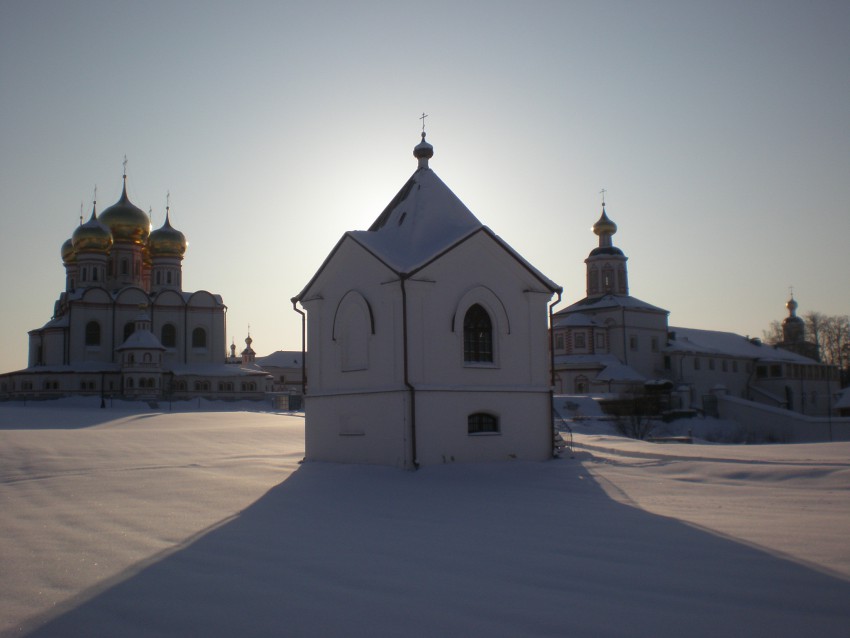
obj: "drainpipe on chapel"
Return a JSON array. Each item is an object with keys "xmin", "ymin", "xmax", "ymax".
[
  {"xmin": 400, "ymin": 275, "xmax": 419, "ymax": 470},
  {"xmin": 549, "ymin": 289, "xmax": 563, "ymax": 457}
]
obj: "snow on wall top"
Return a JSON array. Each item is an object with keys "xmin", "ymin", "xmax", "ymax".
[
  {"xmin": 667, "ymin": 326, "xmax": 821, "ymax": 363},
  {"xmin": 558, "ymin": 293, "xmax": 668, "ymax": 315},
  {"xmin": 254, "ymin": 350, "xmax": 303, "ymax": 368}
]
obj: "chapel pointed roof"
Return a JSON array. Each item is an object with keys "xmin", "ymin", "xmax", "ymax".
[
  {"xmin": 347, "ymin": 133, "xmax": 483, "ymax": 273},
  {"xmin": 294, "ymin": 132, "xmax": 559, "ymax": 302}
]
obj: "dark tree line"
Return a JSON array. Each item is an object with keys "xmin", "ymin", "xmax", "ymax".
[{"xmin": 763, "ymin": 312, "xmax": 850, "ymax": 387}]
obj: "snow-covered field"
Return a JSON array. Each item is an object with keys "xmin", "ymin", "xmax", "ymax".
[{"xmin": 1, "ymin": 400, "xmax": 849, "ymax": 637}]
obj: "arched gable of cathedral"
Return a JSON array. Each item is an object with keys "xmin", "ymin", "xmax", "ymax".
[
  {"xmin": 78, "ymin": 287, "xmax": 112, "ymax": 304},
  {"xmin": 151, "ymin": 288, "xmax": 186, "ymax": 308},
  {"xmin": 114, "ymin": 287, "xmax": 149, "ymax": 306},
  {"xmin": 186, "ymin": 290, "xmax": 223, "ymax": 309}
]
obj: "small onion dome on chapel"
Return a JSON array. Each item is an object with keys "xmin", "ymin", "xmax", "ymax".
[
  {"xmin": 99, "ymin": 177, "xmax": 151, "ymax": 245},
  {"xmin": 72, "ymin": 205, "xmax": 113, "ymax": 253},
  {"xmin": 149, "ymin": 209, "xmax": 187, "ymax": 258},
  {"xmin": 413, "ymin": 132, "xmax": 434, "ymax": 168},
  {"xmin": 61, "ymin": 237, "xmax": 76, "ymax": 264}
]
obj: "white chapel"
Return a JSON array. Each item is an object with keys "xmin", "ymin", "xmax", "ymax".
[{"xmin": 293, "ymin": 133, "xmax": 561, "ymax": 468}]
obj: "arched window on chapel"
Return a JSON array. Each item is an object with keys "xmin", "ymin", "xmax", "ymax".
[{"xmin": 463, "ymin": 304, "xmax": 493, "ymax": 363}]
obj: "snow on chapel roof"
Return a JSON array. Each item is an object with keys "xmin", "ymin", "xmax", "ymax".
[
  {"xmin": 296, "ymin": 132, "xmax": 559, "ymax": 300},
  {"xmin": 348, "ymin": 132, "xmax": 484, "ymax": 274}
]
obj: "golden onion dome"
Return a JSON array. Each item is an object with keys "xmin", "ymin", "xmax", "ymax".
[
  {"xmin": 99, "ymin": 179, "xmax": 151, "ymax": 245},
  {"xmin": 592, "ymin": 207, "xmax": 617, "ymax": 236},
  {"xmin": 61, "ymin": 237, "xmax": 76, "ymax": 264},
  {"xmin": 149, "ymin": 211, "xmax": 187, "ymax": 258},
  {"xmin": 72, "ymin": 208, "xmax": 113, "ymax": 254},
  {"xmin": 786, "ymin": 296, "xmax": 798, "ymax": 314}
]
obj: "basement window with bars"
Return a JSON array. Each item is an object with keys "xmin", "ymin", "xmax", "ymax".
[{"xmin": 468, "ymin": 412, "xmax": 499, "ymax": 435}]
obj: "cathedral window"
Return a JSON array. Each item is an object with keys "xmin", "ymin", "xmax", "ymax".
[
  {"xmin": 555, "ymin": 333, "xmax": 564, "ymax": 350},
  {"xmin": 192, "ymin": 327, "xmax": 207, "ymax": 349},
  {"xmin": 574, "ymin": 332, "xmax": 587, "ymax": 349},
  {"xmin": 629, "ymin": 335, "xmax": 638, "ymax": 351},
  {"xmin": 167, "ymin": 271, "xmax": 172, "ymax": 284},
  {"xmin": 468, "ymin": 412, "xmax": 499, "ymax": 435},
  {"xmin": 463, "ymin": 304, "xmax": 493, "ymax": 363},
  {"xmin": 161, "ymin": 324, "xmax": 177, "ymax": 348},
  {"xmin": 85, "ymin": 321, "xmax": 101, "ymax": 346},
  {"xmin": 156, "ymin": 272, "xmax": 161, "ymax": 285},
  {"xmin": 596, "ymin": 333, "xmax": 606, "ymax": 350},
  {"xmin": 124, "ymin": 322, "xmax": 135, "ymax": 342},
  {"xmin": 121, "ymin": 259, "xmax": 129, "ymax": 276}
]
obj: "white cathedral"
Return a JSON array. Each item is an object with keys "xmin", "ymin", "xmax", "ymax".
[{"xmin": 0, "ymin": 171, "xmax": 273, "ymax": 402}]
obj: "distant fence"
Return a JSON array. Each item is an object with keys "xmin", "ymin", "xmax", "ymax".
[{"xmin": 716, "ymin": 394, "xmax": 850, "ymax": 442}]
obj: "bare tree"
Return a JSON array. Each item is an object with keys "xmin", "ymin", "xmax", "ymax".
[
  {"xmin": 804, "ymin": 311, "xmax": 827, "ymax": 355},
  {"xmin": 822, "ymin": 315, "xmax": 850, "ymax": 382},
  {"xmin": 762, "ymin": 320, "xmax": 783, "ymax": 345}
]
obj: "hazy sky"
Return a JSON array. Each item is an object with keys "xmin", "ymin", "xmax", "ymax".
[{"xmin": 1, "ymin": 0, "xmax": 848, "ymax": 373}]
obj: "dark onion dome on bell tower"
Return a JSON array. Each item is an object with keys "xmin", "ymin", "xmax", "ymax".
[
  {"xmin": 782, "ymin": 294, "xmax": 805, "ymax": 343},
  {"xmin": 584, "ymin": 198, "xmax": 629, "ymax": 298},
  {"xmin": 149, "ymin": 208, "xmax": 187, "ymax": 258},
  {"xmin": 72, "ymin": 204, "xmax": 113, "ymax": 253},
  {"xmin": 99, "ymin": 173, "xmax": 151, "ymax": 245},
  {"xmin": 590, "ymin": 204, "xmax": 623, "ymax": 256}
]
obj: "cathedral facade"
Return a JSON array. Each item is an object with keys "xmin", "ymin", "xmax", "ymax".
[{"xmin": 0, "ymin": 171, "xmax": 272, "ymax": 401}]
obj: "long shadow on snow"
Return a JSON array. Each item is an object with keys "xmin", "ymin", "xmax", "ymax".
[{"xmin": 21, "ymin": 459, "xmax": 850, "ymax": 638}]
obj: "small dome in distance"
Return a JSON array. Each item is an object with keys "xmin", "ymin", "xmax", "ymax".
[{"xmin": 786, "ymin": 296, "xmax": 798, "ymax": 314}]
